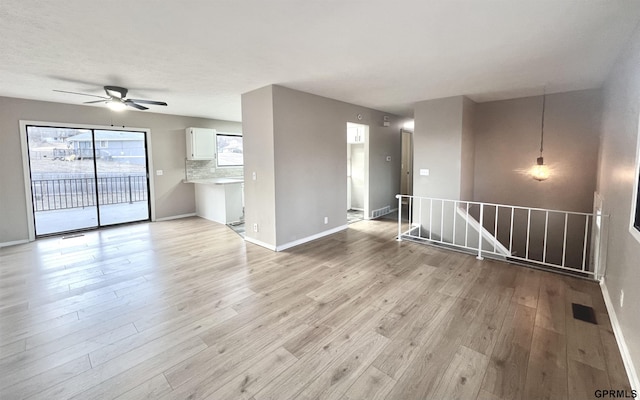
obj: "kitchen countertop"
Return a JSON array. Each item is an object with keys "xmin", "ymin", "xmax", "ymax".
[{"xmin": 183, "ymin": 177, "xmax": 244, "ymax": 185}]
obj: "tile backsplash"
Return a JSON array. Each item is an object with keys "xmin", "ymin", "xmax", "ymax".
[{"xmin": 185, "ymin": 160, "xmax": 243, "ymax": 181}]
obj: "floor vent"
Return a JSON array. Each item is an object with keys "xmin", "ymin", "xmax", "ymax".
[
  {"xmin": 572, "ymin": 303, "xmax": 597, "ymax": 324},
  {"xmin": 371, "ymin": 206, "xmax": 391, "ymax": 219}
]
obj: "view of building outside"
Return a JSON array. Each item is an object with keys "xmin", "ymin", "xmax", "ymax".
[
  {"xmin": 26, "ymin": 126, "xmax": 149, "ymax": 235},
  {"xmin": 216, "ymin": 134, "xmax": 243, "ymax": 166}
]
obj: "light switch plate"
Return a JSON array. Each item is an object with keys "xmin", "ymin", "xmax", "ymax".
[
  {"xmin": 419, "ymin": 169, "xmax": 430, "ymax": 176},
  {"xmin": 156, "ymin": 170, "xmax": 163, "ymax": 176}
]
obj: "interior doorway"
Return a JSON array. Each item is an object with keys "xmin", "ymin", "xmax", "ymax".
[
  {"xmin": 25, "ymin": 125, "xmax": 151, "ymax": 236},
  {"xmin": 347, "ymin": 122, "xmax": 369, "ymax": 223},
  {"xmin": 401, "ymin": 128, "xmax": 413, "ymax": 203}
]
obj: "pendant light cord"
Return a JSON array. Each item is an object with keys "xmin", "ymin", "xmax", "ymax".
[{"xmin": 540, "ymin": 93, "xmax": 545, "ymax": 157}]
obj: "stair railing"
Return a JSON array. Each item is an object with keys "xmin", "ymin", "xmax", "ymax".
[{"xmin": 396, "ymin": 194, "xmax": 607, "ymax": 280}]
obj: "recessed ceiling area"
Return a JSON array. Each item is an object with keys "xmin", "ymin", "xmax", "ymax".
[{"xmin": 1, "ymin": 1, "xmax": 639, "ymax": 122}]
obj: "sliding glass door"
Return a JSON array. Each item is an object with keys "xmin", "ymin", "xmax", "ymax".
[
  {"xmin": 93, "ymin": 130, "xmax": 149, "ymax": 226},
  {"xmin": 26, "ymin": 126, "xmax": 150, "ymax": 236}
]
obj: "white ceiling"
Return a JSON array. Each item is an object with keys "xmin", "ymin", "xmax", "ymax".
[{"xmin": 1, "ymin": 1, "xmax": 639, "ymax": 122}]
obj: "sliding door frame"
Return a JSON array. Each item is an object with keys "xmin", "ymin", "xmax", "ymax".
[{"xmin": 19, "ymin": 120, "xmax": 156, "ymax": 241}]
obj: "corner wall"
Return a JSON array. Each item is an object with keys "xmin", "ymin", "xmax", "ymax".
[
  {"xmin": 473, "ymin": 89, "xmax": 601, "ymax": 212},
  {"xmin": 241, "ymin": 86, "xmax": 277, "ymax": 247},
  {"xmin": 0, "ymin": 96, "xmax": 241, "ymax": 245},
  {"xmin": 413, "ymin": 96, "xmax": 474, "ymax": 200},
  {"xmin": 242, "ymin": 85, "xmax": 403, "ymax": 249},
  {"xmin": 461, "ymin": 97, "xmax": 476, "ymax": 201},
  {"xmin": 598, "ymin": 24, "xmax": 640, "ymax": 388}
]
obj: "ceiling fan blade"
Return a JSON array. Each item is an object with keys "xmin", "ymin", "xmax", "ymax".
[
  {"xmin": 124, "ymin": 100, "xmax": 148, "ymax": 110},
  {"xmin": 127, "ymin": 99, "xmax": 167, "ymax": 106},
  {"xmin": 104, "ymin": 86, "xmax": 128, "ymax": 99},
  {"xmin": 53, "ymin": 89, "xmax": 108, "ymax": 99},
  {"xmin": 83, "ymin": 100, "xmax": 107, "ymax": 104}
]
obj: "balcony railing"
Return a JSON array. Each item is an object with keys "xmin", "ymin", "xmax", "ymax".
[
  {"xmin": 396, "ymin": 195, "xmax": 607, "ymax": 280},
  {"xmin": 31, "ymin": 176, "xmax": 148, "ymax": 211}
]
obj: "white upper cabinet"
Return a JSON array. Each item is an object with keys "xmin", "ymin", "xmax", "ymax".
[
  {"xmin": 347, "ymin": 125, "xmax": 364, "ymax": 143},
  {"xmin": 186, "ymin": 128, "xmax": 216, "ymax": 160}
]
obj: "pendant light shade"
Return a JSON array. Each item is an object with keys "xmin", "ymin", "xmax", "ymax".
[
  {"xmin": 531, "ymin": 92, "xmax": 549, "ymax": 181},
  {"xmin": 531, "ymin": 156, "xmax": 550, "ymax": 181}
]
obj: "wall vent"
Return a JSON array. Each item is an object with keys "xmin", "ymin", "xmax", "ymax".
[{"xmin": 371, "ymin": 205, "xmax": 391, "ymax": 219}]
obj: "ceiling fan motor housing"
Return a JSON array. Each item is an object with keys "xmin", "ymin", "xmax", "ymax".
[{"xmin": 104, "ymin": 86, "xmax": 128, "ymax": 99}]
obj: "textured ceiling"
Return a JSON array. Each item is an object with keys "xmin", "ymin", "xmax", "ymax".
[{"xmin": 1, "ymin": 1, "xmax": 639, "ymax": 122}]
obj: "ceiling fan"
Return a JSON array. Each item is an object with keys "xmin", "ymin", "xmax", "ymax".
[{"xmin": 53, "ymin": 86, "xmax": 167, "ymax": 111}]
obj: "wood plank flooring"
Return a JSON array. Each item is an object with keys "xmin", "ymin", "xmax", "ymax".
[{"xmin": 0, "ymin": 216, "xmax": 631, "ymax": 399}]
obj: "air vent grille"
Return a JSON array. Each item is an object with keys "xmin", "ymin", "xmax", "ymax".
[{"xmin": 371, "ymin": 206, "xmax": 391, "ymax": 219}]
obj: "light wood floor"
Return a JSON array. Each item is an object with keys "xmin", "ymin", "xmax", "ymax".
[{"xmin": 0, "ymin": 216, "xmax": 631, "ymax": 399}]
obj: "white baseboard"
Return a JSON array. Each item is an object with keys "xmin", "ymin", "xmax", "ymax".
[
  {"xmin": 154, "ymin": 213, "xmax": 197, "ymax": 222},
  {"xmin": 244, "ymin": 236, "xmax": 277, "ymax": 251},
  {"xmin": 245, "ymin": 225, "xmax": 348, "ymax": 252},
  {"xmin": 0, "ymin": 239, "xmax": 30, "ymax": 248},
  {"xmin": 275, "ymin": 225, "xmax": 348, "ymax": 251},
  {"xmin": 601, "ymin": 279, "xmax": 639, "ymax": 390}
]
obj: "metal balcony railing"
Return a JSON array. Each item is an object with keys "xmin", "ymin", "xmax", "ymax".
[
  {"xmin": 31, "ymin": 175, "xmax": 148, "ymax": 211},
  {"xmin": 396, "ymin": 195, "xmax": 607, "ymax": 280}
]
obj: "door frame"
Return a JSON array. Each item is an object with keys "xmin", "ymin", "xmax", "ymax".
[
  {"xmin": 346, "ymin": 122, "xmax": 370, "ymax": 219},
  {"xmin": 401, "ymin": 128, "xmax": 413, "ymax": 198},
  {"xmin": 19, "ymin": 120, "xmax": 155, "ymax": 241}
]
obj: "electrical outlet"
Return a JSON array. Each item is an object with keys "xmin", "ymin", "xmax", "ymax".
[
  {"xmin": 620, "ymin": 290, "xmax": 624, "ymax": 308},
  {"xmin": 324, "ymin": 217, "xmax": 328, "ymax": 224},
  {"xmin": 252, "ymin": 172, "xmax": 257, "ymax": 181},
  {"xmin": 253, "ymin": 223, "xmax": 258, "ymax": 232}
]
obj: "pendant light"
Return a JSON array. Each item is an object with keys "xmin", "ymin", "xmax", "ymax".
[{"xmin": 531, "ymin": 92, "xmax": 550, "ymax": 181}]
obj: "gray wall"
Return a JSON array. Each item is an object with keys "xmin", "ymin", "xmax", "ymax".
[
  {"xmin": 242, "ymin": 85, "xmax": 402, "ymax": 249},
  {"xmin": 241, "ymin": 85, "xmax": 277, "ymax": 246},
  {"xmin": 473, "ymin": 90, "xmax": 601, "ymax": 212},
  {"xmin": 471, "ymin": 90, "xmax": 601, "ymax": 268},
  {"xmin": 598, "ymin": 24, "xmax": 640, "ymax": 379},
  {"xmin": 412, "ymin": 90, "xmax": 601, "ymax": 269},
  {"xmin": 0, "ymin": 96, "xmax": 241, "ymax": 245},
  {"xmin": 413, "ymin": 96, "xmax": 474, "ymax": 200},
  {"xmin": 461, "ymin": 97, "xmax": 476, "ymax": 201}
]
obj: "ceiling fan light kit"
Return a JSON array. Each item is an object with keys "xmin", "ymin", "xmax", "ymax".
[
  {"xmin": 54, "ymin": 85, "xmax": 167, "ymax": 111},
  {"xmin": 107, "ymin": 100, "xmax": 127, "ymax": 112}
]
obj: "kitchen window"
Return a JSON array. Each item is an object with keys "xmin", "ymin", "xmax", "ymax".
[{"xmin": 216, "ymin": 133, "xmax": 243, "ymax": 167}]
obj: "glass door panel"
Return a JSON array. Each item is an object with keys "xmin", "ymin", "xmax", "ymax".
[
  {"xmin": 95, "ymin": 130, "xmax": 150, "ymax": 226},
  {"xmin": 27, "ymin": 126, "xmax": 99, "ymax": 235}
]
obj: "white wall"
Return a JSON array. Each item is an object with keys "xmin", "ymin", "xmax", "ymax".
[
  {"xmin": 598, "ymin": 24, "xmax": 640, "ymax": 387},
  {"xmin": 349, "ymin": 143, "xmax": 365, "ymax": 210},
  {"xmin": 0, "ymin": 96, "xmax": 241, "ymax": 245}
]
